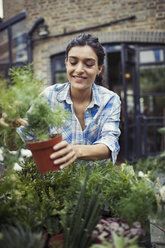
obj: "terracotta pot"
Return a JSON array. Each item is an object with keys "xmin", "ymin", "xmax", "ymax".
[
  {"xmin": 49, "ymin": 233, "xmax": 63, "ymax": 248},
  {"xmin": 27, "ymin": 134, "xmax": 62, "ymax": 174}
]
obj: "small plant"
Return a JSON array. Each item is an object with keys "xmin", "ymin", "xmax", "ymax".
[
  {"xmin": 62, "ymin": 172, "xmax": 103, "ymax": 248},
  {"xmin": 0, "ymin": 65, "xmax": 70, "ymax": 172},
  {"xmin": 92, "ymin": 218, "xmax": 145, "ymax": 244},
  {"xmin": 0, "ymin": 64, "xmax": 69, "ymax": 143},
  {"xmin": 0, "ymin": 64, "xmax": 43, "ymax": 129},
  {"xmin": 22, "ymin": 95, "xmax": 69, "ymax": 142},
  {"xmin": 90, "ymin": 231, "xmax": 140, "ymax": 248},
  {"xmin": 0, "ymin": 224, "xmax": 45, "ymax": 248}
]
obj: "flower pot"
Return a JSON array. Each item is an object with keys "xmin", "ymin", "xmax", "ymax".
[
  {"xmin": 27, "ymin": 134, "xmax": 62, "ymax": 174},
  {"xmin": 49, "ymin": 233, "xmax": 63, "ymax": 248}
]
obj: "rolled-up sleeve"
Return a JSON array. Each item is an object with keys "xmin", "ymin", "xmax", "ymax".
[{"xmin": 93, "ymin": 95, "xmax": 121, "ymax": 164}]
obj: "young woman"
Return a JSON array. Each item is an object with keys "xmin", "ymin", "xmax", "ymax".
[
  {"xmin": 42, "ymin": 33, "xmax": 121, "ymax": 169},
  {"xmin": 2, "ymin": 33, "xmax": 121, "ymax": 168}
]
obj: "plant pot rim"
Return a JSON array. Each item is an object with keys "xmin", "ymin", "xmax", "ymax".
[{"xmin": 26, "ymin": 133, "xmax": 62, "ymax": 151}]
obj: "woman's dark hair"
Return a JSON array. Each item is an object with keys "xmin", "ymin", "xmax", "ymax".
[{"xmin": 65, "ymin": 33, "xmax": 105, "ymax": 85}]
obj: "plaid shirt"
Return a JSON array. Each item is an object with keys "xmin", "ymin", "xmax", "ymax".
[{"xmin": 41, "ymin": 82, "xmax": 121, "ymax": 164}]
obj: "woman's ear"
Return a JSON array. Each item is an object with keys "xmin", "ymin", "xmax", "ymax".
[
  {"xmin": 98, "ymin": 65, "xmax": 104, "ymax": 75},
  {"xmin": 65, "ymin": 59, "xmax": 68, "ymax": 68}
]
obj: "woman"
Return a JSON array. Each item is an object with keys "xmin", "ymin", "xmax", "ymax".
[
  {"xmin": 42, "ymin": 33, "xmax": 121, "ymax": 169},
  {"xmin": 1, "ymin": 33, "xmax": 121, "ymax": 168}
]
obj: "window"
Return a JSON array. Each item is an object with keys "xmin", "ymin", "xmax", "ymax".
[
  {"xmin": 51, "ymin": 53, "xmax": 67, "ymax": 84},
  {"xmin": 139, "ymin": 46, "xmax": 165, "ymax": 116},
  {"xmin": 139, "ymin": 48, "xmax": 164, "ymax": 64},
  {"xmin": 0, "ymin": 12, "xmax": 27, "ymax": 83},
  {"xmin": 0, "ymin": 29, "xmax": 8, "ymax": 62},
  {"xmin": 11, "ymin": 20, "xmax": 28, "ymax": 62},
  {"xmin": 0, "ymin": 0, "xmax": 3, "ymax": 19}
]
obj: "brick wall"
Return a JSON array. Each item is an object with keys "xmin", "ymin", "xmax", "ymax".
[
  {"xmin": 2, "ymin": 0, "xmax": 165, "ymax": 84},
  {"xmin": 3, "ymin": 0, "xmax": 165, "ymax": 31},
  {"xmin": 3, "ymin": 0, "xmax": 25, "ymax": 21}
]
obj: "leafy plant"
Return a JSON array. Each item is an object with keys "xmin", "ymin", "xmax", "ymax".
[
  {"xmin": 90, "ymin": 231, "xmax": 140, "ymax": 248},
  {"xmin": 92, "ymin": 218, "xmax": 145, "ymax": 244},
  {"xmin": 0, "ymin": 159, "xmax": 158, "ymax": 246},
  {"xmin": 62, "ymin": 172, "xmax": 103, "ymax": 248},
  {"xmin": 22, "ymin": 95, "xmax": 69, "ymax": 141},
  {"xmin": 0, "ymin": 224, "xmax": 45, "ymax": 248},
  {"xmin": 116, "ymin": 180, "xmax": 157, "ymax": 226},
  {"xmin": 134, "ymin": 156, "xmax": 165, "ymax": 182},
  {"xmin": 0, "ymin": 64, "xmax": 43, "ymax": 128},
  {"xmin": 0, "ymin": 64, "xmax": 69, "ymax": 143}
]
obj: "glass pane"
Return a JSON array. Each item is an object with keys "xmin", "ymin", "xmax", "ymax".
[
  {"xmin": 11, "ymin": 19, "xmax": 28, "ymax": 62},
  {"xmin": 55, "ymin": 72, "xmax": 67, "ymax": 84},
  {"xmin": 125, "ymin": 64, "xmax": 135, "ymax": 121},
  {"xmin": 140, "ymin": 49, "xmax": 164, "ymax": 63},
  {"xmin": 140, "ymin": 65, "xmax": 165, "ymax": 116},
  {"xmin": 140, "ymin": 65, "xmax": 165, "ymax": 94},
  {"xmin": 0, "ymin": 29, "xmax": 9, "ymax": 62},
  {"xmin": 54, "ymin": 57, "xmax": 65, "ymax": 71},
  {"xmin": 140, "ymin": 95, "xmax": 165, "ymax": 116}
]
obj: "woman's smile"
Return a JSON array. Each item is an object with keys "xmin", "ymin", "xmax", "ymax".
[{"xmin": 72, "ymin": 75, "xmax": 88, "ymax": 82}]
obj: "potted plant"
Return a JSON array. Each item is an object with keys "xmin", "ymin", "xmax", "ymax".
[
  {"xmin": 0, "ymin": 65, "xmax": 69, "ymax": 173},
  {"xmin": 22, "ymin": 95, "xmax": 69, "ymax": 173}
]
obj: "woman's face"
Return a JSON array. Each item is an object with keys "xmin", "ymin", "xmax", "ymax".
[{"xmin": 65, "ymin": 45, "xmax": 103, "ymax": 92}]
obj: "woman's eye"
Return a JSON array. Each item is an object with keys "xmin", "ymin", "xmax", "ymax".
[
  {"xmin": 70, "ymin": 61, "xmax": 77, "ymax": 65},
  {"xmin": 86, "ymin": 64, "xmax": 93, "ymax": 67}
]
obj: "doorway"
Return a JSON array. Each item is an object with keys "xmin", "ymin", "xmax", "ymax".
[{"xmin": 104, "ymin": 44, "xmax": 139, "ymax": 162}]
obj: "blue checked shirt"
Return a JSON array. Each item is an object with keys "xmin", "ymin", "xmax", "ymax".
[
  {"xmin": 42, "ymin": 82, "xmax": 121, "ymax": 164},
  {"xmin": 18, "ymin": 82, "xmax": 121, "ymax": 164}
]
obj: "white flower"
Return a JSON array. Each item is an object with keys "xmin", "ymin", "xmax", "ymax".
[
  {"xmin": 14, "ymin": 162, "xmax": 22, "ymax": 171},
  {"xmin": 160, "ymin": 186, "xmax": 165, "ymax": 203},
  {"xmin": 138, "ymin": 171, "xmax": 148, "ymax": 178},
  {"xmin": 20, "ymin": 148, "xmax": 32, "ymax": 157},
  {"xmin": 9, "ymin": 150, "xmax": 18, "ymax": 155},
  {"xmin": 0, "ymin": 148, "xmax": 4, "ymax": 161}
]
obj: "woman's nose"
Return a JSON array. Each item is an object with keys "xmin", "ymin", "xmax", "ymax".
[{"xmin": 75, "ymin": 62, "xmax": 84, "ymax": 73}]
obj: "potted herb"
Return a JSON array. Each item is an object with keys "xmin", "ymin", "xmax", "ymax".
[
  {"xmin": 22, "ymin": 95, "xmax": 69, "ymax": 173},
  {"xmin": 0, "ymin": 65, "xmax": 69, "ymax": 173}
]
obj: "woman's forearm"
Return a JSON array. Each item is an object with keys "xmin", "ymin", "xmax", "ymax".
[{"xmin": 73, "ymin": 143, "xmax": 110, "ymax": 160}]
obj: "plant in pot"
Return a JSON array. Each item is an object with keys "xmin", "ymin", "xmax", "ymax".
[
  {"xmin": 0, "ymin": 65, "xmax": 69, "ymax": 173},
  {"xmin": 21, "ymin": 95, "xmax": 69, "ymax": 173}
]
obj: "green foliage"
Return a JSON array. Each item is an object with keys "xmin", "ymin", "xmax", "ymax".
[
  {"xmin": 116, "ymin": 180, "xmax": 157, "ymax": 226},
  {"xmin": 0, "ymin": 159, "xmax": 158, "ymax": 243},
  {"xmin": 63, "ymin": 173, "xmax": 103, "ymax": 248},
  {"xmin": 134, "ymin": 156, "xmax": 165, "ymax": 181},
  {"xmin": 23, "ymin": 95, "xmax": 70, "ymax": 141},
  {"xmin": 0, "ymin": 146, "xmax": 21, "ymax": 170},
  {"xmin": 158, "ymin": 127, "xmax": 165, "ymax": 134},
  {"xmin": 0, "ymin": 64, "xmax": 69, "ymax": 146},
  {"xmin": 90, "ymin": 231, "xmax": 140, "ymax": 248},
  {"xmin": 0, "ymin": 64, "xmax": 43, "ymax": 125},
  {"xmin": 0, "ymin": 224, "xmax": 45, "ymax": 248},
  {"xmin": 0, "ymin": 65, "xmax": 44, "ymax": 162}
]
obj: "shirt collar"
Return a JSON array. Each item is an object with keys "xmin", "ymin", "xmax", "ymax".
[
  {"xmin": 56, "ymin": 82, "xmax": 100, "ymax": 107},
  {"xmin": 88, "ymin": 83, "xmax": 101, "ymax": 108},
  {"xmin": 56, "ymin": 82, "xmax": 72, "ymax": 104}
]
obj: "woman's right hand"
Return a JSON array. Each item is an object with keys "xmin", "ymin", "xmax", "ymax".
[{"xmin": 50, "ymin": 141, "xmax": 77, "ymax": 169}]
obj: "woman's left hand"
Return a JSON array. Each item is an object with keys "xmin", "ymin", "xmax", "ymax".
[{"xmin": 50, "ymin": 141, "xmax": 77, "ymax": 169}]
